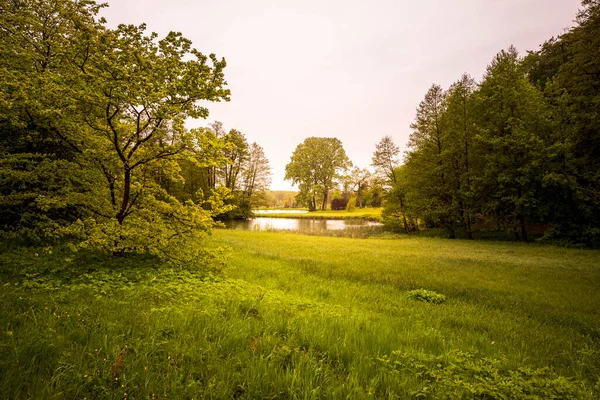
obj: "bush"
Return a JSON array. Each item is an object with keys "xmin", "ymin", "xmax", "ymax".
[
  {"xmin": 346, "ymin": 197, "xmax": 356, "ymax": 212},
  {"xmin": 407, "ymin": 288, "xmax": 446, "ymax": 304},
  {"xmin": 330, "ymin": 197, "xmax": 348, "ymax": 210}
]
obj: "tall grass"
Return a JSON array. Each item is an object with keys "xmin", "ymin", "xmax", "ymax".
[{"xmin": 1, "ymin": 231, "xmax": 599, "ymax": 398}]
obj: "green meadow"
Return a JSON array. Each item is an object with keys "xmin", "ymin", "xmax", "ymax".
[
  {"xmin": 1, "ymin": 230, "xmax": 600, "ymax": 399},
  {"xmin": 256, "ymin": 207, "xmax": 383, "ymax": 221}
]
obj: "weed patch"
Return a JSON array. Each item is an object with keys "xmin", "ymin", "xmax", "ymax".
[
  {"xmin": 378, "ymin": 349, "xmax": 580, "ymax": 399},
  {"xmin": 407, "ymin": 288, "xmax": 447, "ymax": 304}
]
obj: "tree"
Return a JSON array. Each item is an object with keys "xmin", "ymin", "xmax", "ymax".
[
  {"xmin": 0, "ymin": 0, "xmax": 232, "ymax": 263},
  {"xmin": 349, "ymin": 167, "xmax": 371, "ymax": 208},
  {"xmin": 472, "ymin": 46, "xmax": 548, "ymax": 241},
  {"xmin": 371, "ymin": 136, "xmax": 400, "ymax": 185},
  {"xmin": 442, "ymin": 74, "xmax": 478, "ymax": 239},
  {"xmin": 0, "ymin": 0, "xmax": 105, "ymax": 236},
  {"xmin": 372, "ymin": 135, "xmax": 413, "ymax": 233},
  {"xmin": 524, "ymin": 0, "xmax": 600, "ymax": 246},
  {"xmin": 241, "ymin": 142, "xmax": 272, "ymax": 207},
  {"xmin": 404, "ymin": 84, "xmax": 457, "ymax": 236},
  {"xmin": 285, "ymin": 137, "xmax": 352, "ymax": 211},
  {"xmin": 221, "ymin": 129, "xmax": 249, "ymax": 192}
]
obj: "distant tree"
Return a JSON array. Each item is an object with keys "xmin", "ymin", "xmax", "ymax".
[
  {"xmin": 371, "ymin": 136, "xmax": 400, "ymax": 185},
  {"xmin": 364, "ymin": 182, "xmax": 384, "ymax": 208},
  {"xmin": 382, "ymin": 166, "xmax": 413, "ymax": 233},
  {"xmin": 349, "ymin": 167, "xmax": 371, "ymax": 208},
  {"xmin": 285, "ymin": 137, "xmax": 352, "ymax": 211},
  {"xmin": 241, "ymin": 142, "xmax": 272, "ymax": 207},
  {"xmin": 221, "ymin": 129, "xmax": 249, "ymax": 192}
]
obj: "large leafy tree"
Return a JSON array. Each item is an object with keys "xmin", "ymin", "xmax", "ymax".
[
  {"xmin": 442, "ymin": 74, "xmax": 478, "ymax": 239},
  {"xmin": 0, "ymin": 0, "xmax": 232, "ymax": 262},
  {"xmin": 473, "ymin": 46, "xmax": 548, "ymax": 241},
  {"xmin": 524, "ymin": 0, "xmax": 600, "ymax": 245},
  {"xmin": 285, "ymin": 137, "xmax": 351, "ymax": 211},
  {"xmin": 0, "ymin": 0, "xmax": 104, "ymax": 236},
  {"xmin": 404, "ymin": 84, "xmax": 458, "ymax": 235}
]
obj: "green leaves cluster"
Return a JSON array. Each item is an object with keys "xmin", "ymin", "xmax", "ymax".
[
  {"xmin": 0, "ymin": 0, "xmax": 247, "ymax": 264},
  {"xmin": 406, "ymin": 289, "xmax": 446, "ymax": 304},
  {"xmin": 377, "ymin": 350, "xmax": 580, "ymax": 399},
  {"xmin": 285, "ymin": 137, "xmax": 351, "ymax": 211}
]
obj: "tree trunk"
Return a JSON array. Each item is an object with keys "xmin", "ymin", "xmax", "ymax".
[
  {"xmin": 400, "ymin": 198, "xmax": 409, "ymax": 234},
  {"xmin": 116, "ymin": 167, "xmax": 131, "ymax": 225},
  {"xmin": 321, "ymin": 191, "xmax": 328, "ymax": 210},
  {"xmin": 465, "ymin": 212, "xmax": 473, "ymax": 239},
  {"xmin": 519, "ymin": 214, "xmax": 528, "ymax": 242}
]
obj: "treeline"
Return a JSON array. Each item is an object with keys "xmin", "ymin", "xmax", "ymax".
[
  {"xmin": 382, "ymin": 0, "xmax": 600, "ymax": 246},
  {"xmin": 190, "ymin": 122, "xmax": 271, "ymax": 220},
  {"xmin": 0, "ymin": 0, "xmax": 269, "ymax": 262}
]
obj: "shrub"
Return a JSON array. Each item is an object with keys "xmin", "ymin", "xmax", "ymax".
[
  {"xmin": 330, "ymin": 197, "xmax": 349, "ymax": 210},
  {"xmin": 345, "ymin": 197, "xmax": 356, "ymax": 212},
  {"xmin": 407, "ymin": 288, "xmax": 446, "ymax": 304}
]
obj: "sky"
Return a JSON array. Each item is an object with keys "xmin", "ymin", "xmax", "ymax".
[{"xmin": 102, "ymin": 0, "xmax": 581, "ymax": 191}]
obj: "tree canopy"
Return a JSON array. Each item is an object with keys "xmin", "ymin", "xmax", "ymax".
[
  {"xmin": 285, "ymin": 137, "xmax": 351, "ymax": 211},
  {"xmin": 0, "ymin": 0, "xmax": 272, "ymax": 264},
  {"xmin": 379, "ymin": 0, "xmax": 600, "ymax": 246}
]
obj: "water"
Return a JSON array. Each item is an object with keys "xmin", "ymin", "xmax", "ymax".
[{"xmin": 224, "ymin": 218, "xmax": 383, "ymax": 232}]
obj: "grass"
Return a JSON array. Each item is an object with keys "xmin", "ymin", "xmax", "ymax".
[
  {"xmin": 255, "ymin": 207, "xmax": 383, "ymax": 221},
  {"xmin": 1, "ymin": 231, "xmax": 599, "ymax": 398}
]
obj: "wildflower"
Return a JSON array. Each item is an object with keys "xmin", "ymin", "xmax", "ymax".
[{"xmin": 7, "ymin": 331, "xmax": 12, "ymax": 336}]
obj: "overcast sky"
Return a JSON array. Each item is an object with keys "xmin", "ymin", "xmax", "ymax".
[{"xmin": 102, "ymin": 0, "xmax": 580, "ymax": 190}]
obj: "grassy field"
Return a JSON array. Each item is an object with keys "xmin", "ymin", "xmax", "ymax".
[
  {"xmin": 256, "ymin": 207, "xmax": 383, "ymax": 221},
  {"xmin": 1, "ymin": 231, "xmax": 599, "ymax": 398}
]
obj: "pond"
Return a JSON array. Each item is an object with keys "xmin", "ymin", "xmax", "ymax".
[{"xmin": 224, "ymin": 218, "xmax": 383, "ymax": 232}]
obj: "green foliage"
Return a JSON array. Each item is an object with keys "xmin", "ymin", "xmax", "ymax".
[
  {"xmin": 265, "ymin": 191, "xmax": 299, "ymax": 208},
  {"xmin": 377, "ymin": 350, "xmax": 579, "ymax": 399},
  {"xmin": 0, "ymin": 0, "xmax": 245, "ymax": 263},
  {"xmin": 371, "ymin": 135, "xmax": 400, "ymax": 185},
  {"xmin": 407, "ymin": 289, "xmax": 446, "ymax": 304},
  {"xmin": 285, "ymin": 137, "xmax": 352, "ymax": 211},
  {"xmin": 382, "ymin": 4, "xmax": 600, "ymax": 246},
  {"xmin": 522, "ymin": 0, "xmax": 600, "ymax": 246},
  {"xmin": 330, "ymin": 197, "xmax": 349, "ymax": 210},
  {"xmin": 345, "ymin": 196, "xmax": 356, "ymax": 212}
]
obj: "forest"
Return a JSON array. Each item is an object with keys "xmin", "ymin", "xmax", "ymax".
[{"xmin": 284, "ymin": 3, "xmax": 600, "ymax": 246}]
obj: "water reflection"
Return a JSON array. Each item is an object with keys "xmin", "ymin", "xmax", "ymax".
[{"xmin": 225, "ymin": 218, "xmax": 382, "ymax": 232}]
